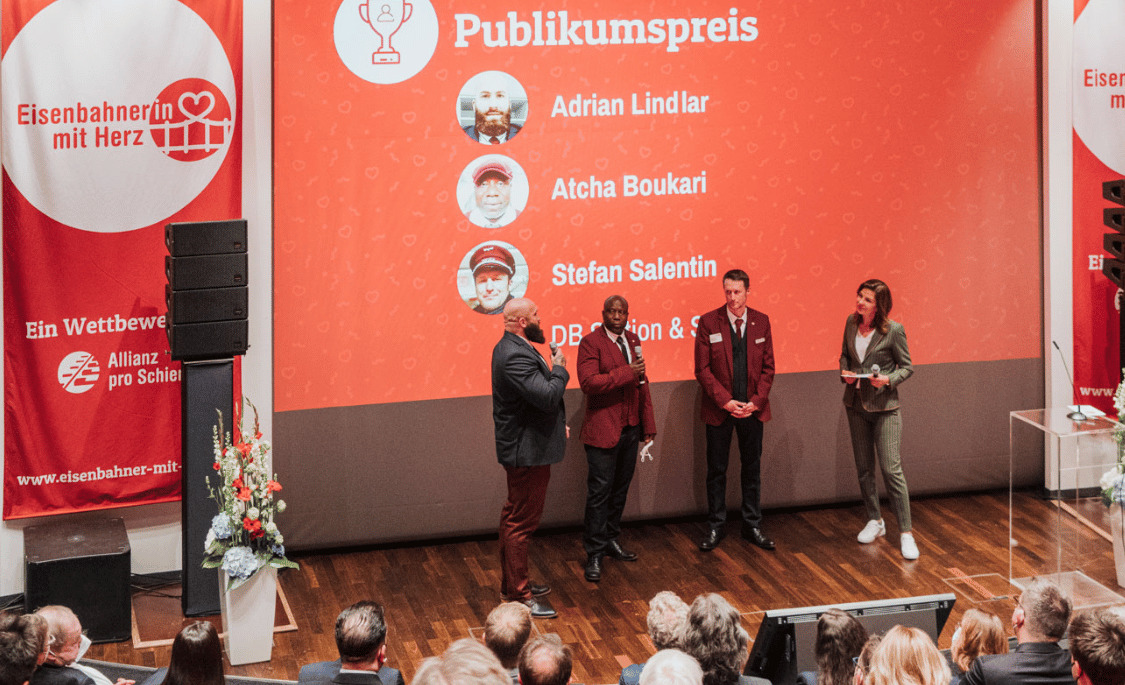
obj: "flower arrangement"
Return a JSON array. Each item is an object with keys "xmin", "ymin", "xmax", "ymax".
[
  {"xmin": 203, "ymin": 398, "xmax": 298, "ymax": 588},
  {"xmin": 1103, "ymin": 372, "xmax": 1125, "ymax": 507}
]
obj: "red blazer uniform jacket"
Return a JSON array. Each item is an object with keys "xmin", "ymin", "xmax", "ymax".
[
  {"xmin": 694, "ymin": 305, "xmax": 775, "ymax": 425},
  {"xmin": 577, "ymin": 326, "xmax": 657, "ymax": 449}
]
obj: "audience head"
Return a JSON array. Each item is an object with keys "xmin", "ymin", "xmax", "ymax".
[
  {"xmin": 679, "ymin": 593, "xmax": 749, "ymax": 685},
  {"xmin": 335, "ymin": 601, "xmax": 388, "ymax": 668},
  {"xmin": 162, "ymin": 621, "xmax": 223, "ymax": 685},
  {"xmin": 1014, "ymin": 577, "xmax": 1071, "ymax": 642},
  {"xmin": 34, "ymin": 606, "xmax": 84, "ymax": 667},
  {"xmin": 647, "ymin": 592, "xmax": 689, "ymax": 651},
  {"xmin": 483, "ymin": 601, "xmax": 532, "ymax": 670},
  {"xmin": 852, "ymin": 634, "xmax": 881, "ymax": 685},
  {"xmin": 0, "ymin": 611, "xmax": 47, "ymax": 685},
  {"xmin": 518, "ymin": 635, "xmax": 572, "ymax": 685},
  {"xmin": 865, "ymin": 625, "xmax": 949, "ymax": 685},
  {"xmin": 639, "ymin": 649, "xmax": 703, "ymax": 685},
  {"xmin": 950, "ymin": 608, "xmax": 1008, "ymax": 673},
  {"xmin": 1068, "ymin": 605, "xmax": 1125, "ymax": 685},
  {"xmin": 413, "ymin": 638, "xmax": 510, "ymax": 685},
  {"xmin": 813, "ymin": 608, "xmax": 868, "ymax": 685}
]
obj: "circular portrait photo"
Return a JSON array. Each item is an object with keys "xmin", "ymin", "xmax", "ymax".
[
  {"xmin": 457, "ymin": 240, "xmax": 530, "ymax": 316},
  {"xmin": 457, "ymin": 154, "xmax": 529, "ymax": 229},
  {"xmin": 456, "ymin": 70, "xmax": 528, "ymax": 145}
]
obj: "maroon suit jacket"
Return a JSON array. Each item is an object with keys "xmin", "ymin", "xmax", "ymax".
[
  {"xmin": 694, "ymin": 305, "xmax": 775, "ymax": 425},
  {"xmin": 577, "ymin": 326, "xmax": 656, "ymax": 449}
]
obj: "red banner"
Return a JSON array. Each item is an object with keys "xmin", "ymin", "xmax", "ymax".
[
  {"xmin": 1072, "ymin": 0, "xmax": 1125, "ymax": 414},
  {"xmin": 2, "ymin": 0, "xmax": 242, "ymax": 518}
]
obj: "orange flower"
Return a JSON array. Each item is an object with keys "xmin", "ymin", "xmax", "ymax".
[
  {"xmin": 232, "ymin": 477, "xmax": 244, "ymax": 490},
  {"xmin": 236, "ymin": 487, "xmax": 252, "ymax": 501},
  {"xmin": 266, "ymin": 480, "xmax": 283, "ymax": 493},
  {"xmin": 212, "ymin": 462, "xmax": 221, "ymax": 471}
]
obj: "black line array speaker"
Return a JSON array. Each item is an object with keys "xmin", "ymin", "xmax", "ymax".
[
  {"xmin": 164, "ymin": 219, "xmax": 249, "ymax": 361},
  {"xmin": 24, "ymin": 518, "xmax": 131, "ymax": 643}
]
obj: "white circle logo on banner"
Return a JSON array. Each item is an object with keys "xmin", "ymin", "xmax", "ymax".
[
  {"xmin": 58, "ymin": 352, "xmax": 100, "ymax": 394},
  {"xmin": 1074, "ymin": 0, "xmax": 1125, "ymax": 175},
  {"xmin": 334, "ymin": 0, "xmax": 439, "ymax": 84},
  {"xmin": 0, "ymin": 0, "xmax": 236, "ymax": 233}
]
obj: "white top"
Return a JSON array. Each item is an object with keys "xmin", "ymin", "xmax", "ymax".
[{"xmin": 854, "ymin": 329, "xmax": 874, "ymax": 362}]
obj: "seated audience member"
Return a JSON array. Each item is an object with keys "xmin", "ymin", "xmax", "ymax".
[
  {"xmin": 851, "ymin": 634, "xmax": 881, "ymax": 685},
  {"xmin": 412, "ymin": 638, "xmax": 510, "ymax": 685},
  {"xmin": 963, "ymin": 577, "xmax": 1073, "ymax": 685},
  {"xmin": 31, "ymin": 606, "xmax": 132, "ymax": 685},
  {"xmin": 0, "ymin": 611, "xmax": 47, "ymax": 685},
  {"xmin": 865, "ymin": 625, "xmax": 950, "ymax": 685},
  {"xmin": 639, "ymin": 649, "xmax": 704, "ymax": 685},
  {"xmin": 518, "ymin": 635, "xmax": 572, "ymax": 685},
  {"xmin": 796, "ymin": 608, "xmax": 868, "ymax": 685},
  {"xmin": 298, "ymin": 601, "xmax": 405, "ymax": 685},
  {"xmin": 137, "ymin": 622, "xmax": 222, "ymax": 685},
  {"xmin": 1068, "ymin": 605, "xmax": 1125, "ymax": 685},
  {"xmin": 948, "ymin": 608, "xmax": 1008, "ymax": 685},
  {"xmin": 483, "ymin": 602, "xmax": 532, "ymax": 683},
  {"xmin": 620, "ymin": 591, "xmax": 690, "ymax": 685},
  {"xmin": 679, "ymin": 594, "xmax": 769, "ymax": 685}
]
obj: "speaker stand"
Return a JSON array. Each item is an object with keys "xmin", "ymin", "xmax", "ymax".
[{"xmin": 180, "ymin": 358, "xmax": 234, "ymax": 616}]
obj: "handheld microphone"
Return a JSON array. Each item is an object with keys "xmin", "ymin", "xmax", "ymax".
[
  {"xmin": 634, "ymin": 345, "xmax": 647, "ymax": 385},
  {"xmin": 870, "ymin": 363, "xmax": 880, "ymax": 376},
  {"xmin": 549, "ymin": 342, "xmax": 559, "ymax": 357},
  {"xmin": 1052, "ymin": 341, "xmax": 1088, "ymax": 421}
]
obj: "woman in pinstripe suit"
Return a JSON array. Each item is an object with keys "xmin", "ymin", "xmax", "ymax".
[{"xmin": 839, "ymin": 279, "xmax": 918, "ymax": 560}]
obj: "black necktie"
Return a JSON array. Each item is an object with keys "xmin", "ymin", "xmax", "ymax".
[{"xmin": 616, "ymin": 336, "xmax": 629, "ymax": 362}]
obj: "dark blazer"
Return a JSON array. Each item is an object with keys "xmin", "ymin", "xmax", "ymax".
[
  {"xmin": 839, "ymin": 315, "xmax": 913, "ymax": 412},
  {"xmin": 577, "ymin": 326, "xmax": 656, "ymax": 449},
  {"xmin": 492, "ymin": 331, "xmax": 569, "ymax": 467},
  {"xmin": 694, "ymin": 306, "xmax": 775, "ymax": 424},
  {"xmin": 961, "ymin": 641, "xmax": 1074, "ymax": 685},
  {"xmin": 30, "ymin": 665, "xmax": 95, "ymax": 685},
  {"xmin": 463, "ymin": 122, "xmax": 522, "ymax": 143},
  {"xmin": 298, "ymin": 660, "xmax": 405, "ymax": 685}
]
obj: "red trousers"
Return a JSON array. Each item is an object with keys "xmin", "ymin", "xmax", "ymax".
[{"xmin": 499, "ymin": 464, "xmax": 550, "ymax": 600}]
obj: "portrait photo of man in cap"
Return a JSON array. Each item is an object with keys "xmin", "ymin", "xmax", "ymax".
[
  {"xmin": 458, "ymin": 241, "xmax": 529, "ymax": 315},
  {"xmin": 458, "ymin": 155, "xmax": 529, "ymax": 229}
]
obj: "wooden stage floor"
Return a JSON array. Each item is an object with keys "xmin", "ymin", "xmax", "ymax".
[{"xmin": 86, "ymin": 491, "xmax": 1124, "ymax": 684}]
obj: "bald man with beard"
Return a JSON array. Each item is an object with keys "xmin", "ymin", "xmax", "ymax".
[{"xmin": 491, "ymin": 298, "xmax": 568, "ymax": 619}]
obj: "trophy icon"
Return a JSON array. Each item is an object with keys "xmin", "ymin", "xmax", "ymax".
[{"xmin": 358, "ymin": 0, "xmax": 413, "ymax": 64}]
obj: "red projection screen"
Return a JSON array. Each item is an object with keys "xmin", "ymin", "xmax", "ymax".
[{"xmin": 275, "ymin": 0, "xmax": 1039, "ymax": 414}]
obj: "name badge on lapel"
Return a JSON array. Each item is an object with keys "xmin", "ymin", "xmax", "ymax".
[
  {"xmin": 709, "ymin": 333, "xmax": 723, "ymax": 343},
  {"xmin": 755, "ymin": 337, "xmax": 765, "ymax": 344}
]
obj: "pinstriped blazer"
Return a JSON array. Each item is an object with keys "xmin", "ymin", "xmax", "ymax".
[{"xmin": 839, "ymin": 315, "xmax": 913, "ymax": 412}]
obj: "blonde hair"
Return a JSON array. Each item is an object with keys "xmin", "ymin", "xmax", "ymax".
[
  {"xmin": 865, "ymin": 626, "xmax": 950, "ymax": 685},
  {"xmin": 951, "ymin": 608, "xmax": 1008, "ymax": 673}
]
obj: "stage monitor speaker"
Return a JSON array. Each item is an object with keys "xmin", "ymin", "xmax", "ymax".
[
  {"xmin": 24, "ymin": 518, "xmax": 131, "ymax": 643},
  {"xmin": 167, "ymin": 320, "xmax": 248, "ymax": 361},
  {"xmin": 166, "ymin": 219, "xmax": 247, "ymax": 256},
  {"xmin": 166, "ymin": 285, "xmax": 248, "ymax": 324},
  {"xmin": 165, "ymin": 254, "xmax": 247, "ymax": 290}
]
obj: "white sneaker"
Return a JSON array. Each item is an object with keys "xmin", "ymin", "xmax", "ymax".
[
  {"xmin": 857, "ymin": 519, "xmax": 886, "ymax": 544},
  {"xmin": 900, "ymin": 533, "xmax": 919, "ymax": 560}
]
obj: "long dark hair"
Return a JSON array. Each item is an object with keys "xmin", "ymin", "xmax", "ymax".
[
  {"xmin": 853, "ymin": 279, "xmax": 893, "ymax": 335},
  {"xmin": 161, "ymin": 621, "xmax": 223, "ymax": 685},
  {"xmin": 814, "ymin": 609, "xmax": 868, "ymax": 685}
]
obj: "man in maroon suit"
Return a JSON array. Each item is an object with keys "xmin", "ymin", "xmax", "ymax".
[
  {"xmin": 577, "ymin": 296, "xmax": 656, "ymax": 582},
  {"xmin": 694, "ymin": 269, "xmax": 776, "ymax": 552}
]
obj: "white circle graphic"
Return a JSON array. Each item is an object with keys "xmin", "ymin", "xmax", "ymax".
[
  {"xmin": 58, "ymin": 351, "xmax": 100, "ymax": 394},
  {"xmin": 1, "ymin": 0, "xmax": 237, "ymax": 233},
  {"xmin": 1074, "ymin": 0, "xmax": 1125, "ymax": 175},
  {"xmin": 334, "ymin": 0, "xmax": 439, "ymax": 85}
]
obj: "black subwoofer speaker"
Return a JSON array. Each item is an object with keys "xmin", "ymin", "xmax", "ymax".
[{"xmin": 24, "ymin": 518, "xmax": 131, "ymax": 643}]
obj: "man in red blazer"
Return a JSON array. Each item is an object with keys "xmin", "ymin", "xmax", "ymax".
[
  {"xmin": 694, "ymin": 269, "xmax": 776, "ymax": 552},
  {"xmin": 577, "ymin": 295, "xmax": 656, "ymax": 582}
]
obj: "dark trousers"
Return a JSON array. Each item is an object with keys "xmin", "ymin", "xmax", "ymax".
[
  {"xmin": 583, "ymin": 425, "xmax": 640, "ymax": 556},
  {"xmin": 499, "ymin": 464, "xmax": 550, "ymax": 600},
  {"xmin": 705, "ymin": 415, "xmax": 763, "ymax": 529}
]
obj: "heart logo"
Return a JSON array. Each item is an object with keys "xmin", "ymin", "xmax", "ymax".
[{"xmin": 178, "ymin": 91, "xmax": 215, "ymax": 120}]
